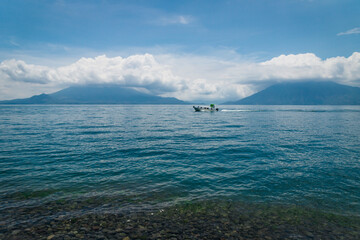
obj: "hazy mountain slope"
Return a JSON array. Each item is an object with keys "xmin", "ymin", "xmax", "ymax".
[
  {"xmin": 0, "ymin": 84, "xmax": 186, "ymax": 104},
  {"xmin": 224, "ymin": 81, "xmax": 360, "ymax": 105}
]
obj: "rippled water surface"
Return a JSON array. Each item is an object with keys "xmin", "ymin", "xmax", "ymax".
[{"xmin": 1, "ymin": 105, "xmax": 360, "ymax": 234}]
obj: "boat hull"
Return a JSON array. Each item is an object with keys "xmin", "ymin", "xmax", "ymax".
[{"xmin": 193, "ymin": 106, "xmax": 219, "ymax": 112}]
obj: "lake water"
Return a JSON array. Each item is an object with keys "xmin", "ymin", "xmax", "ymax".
[{"xmin": 1, "ymin": 105, "xmax": 360, "ymax": 239}]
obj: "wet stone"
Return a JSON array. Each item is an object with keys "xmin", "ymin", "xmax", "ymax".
[
  {"xmin": 11, "ymin": 229, "xmax": 21, "ymax": 235},
  {"xmin": 47, "ymin": 234, "xmax": 55, "ymax": 240}
]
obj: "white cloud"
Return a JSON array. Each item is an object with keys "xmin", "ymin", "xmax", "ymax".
[
  {"xmin": 256, "ymin": 52, "xmax": 360, "ymax": 83},
  {"xmin": 156, "ymin": 15, "xmax": 193, "ymax": 25},
  {"xmin": 0, "ymin": 54, "xmax": 186, "ymax": 99},
  {"xmin": 337, "ymin": 27, "xmax": 360, "ymax": 36},
  {"xmin": 261, "ymin": 53, "xmax": 322, "ymax": 67},
  {"xmin": 1, "ymin": 52, "xmax": 360, "ymax": 101}
]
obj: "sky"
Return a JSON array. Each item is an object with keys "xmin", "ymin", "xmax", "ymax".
[{"xmin": 0, "ymin": 0, "xmax": 359, "ymax": 102}]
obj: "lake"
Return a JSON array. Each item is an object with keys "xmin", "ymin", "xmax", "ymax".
[{"xmin": 1, "ymin": 105, "xmax": 360, "ymax": 239}]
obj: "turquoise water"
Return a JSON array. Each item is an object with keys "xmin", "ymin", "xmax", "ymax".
[{"xmin": 1, "ymin": 105, "xmax": 360, "ymax": 230}]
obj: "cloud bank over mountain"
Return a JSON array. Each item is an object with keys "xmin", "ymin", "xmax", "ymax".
[
  {"xmin": 0, "ymin": 54, "xmax": 184, "ymax": 93},
  {"xmin": 1, "ymin": 52, "xmax": 360, "ymax": 101}
]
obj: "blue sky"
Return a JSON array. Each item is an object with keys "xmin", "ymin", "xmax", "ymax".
[{"xmin": 0, "ymin": 0, "xmax": 359, "ymax": 101}]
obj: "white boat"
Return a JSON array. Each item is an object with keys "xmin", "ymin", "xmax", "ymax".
[{"xmin": 193, "ymin": 104, "xmax": 219, "ymax": 112}]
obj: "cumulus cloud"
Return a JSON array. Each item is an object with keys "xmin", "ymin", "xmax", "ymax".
[
  {"xmin": 0, "ymin": 54, "xmax": 186, "ymax": 96},
  {"xmin": 257, "ymin": 52, "xmax": 360, "ymax": 83},
  {"xmin": 337, "ymin": 27, "xmax": 360, "ymax": 36},
  {"xmin": 1, "ymin": 52, "xmax": 360, "ymax": 101}
]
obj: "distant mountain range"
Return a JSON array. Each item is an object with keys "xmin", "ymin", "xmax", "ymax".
[
  {"xmin": 1, "ymin": 81, "xmax": 360, "ymax": 105},
  {"xmin": 0, "ymin": 84, "xmax": 186, "ymax": 104},
  {"xmin": 224, "ymin": 81, "xmax": 360, "ymax": 105}
]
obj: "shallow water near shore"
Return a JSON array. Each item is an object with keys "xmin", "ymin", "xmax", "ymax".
[{"xmin": 1, "ymin": 104, "xmax": 360, "ymax": 239}]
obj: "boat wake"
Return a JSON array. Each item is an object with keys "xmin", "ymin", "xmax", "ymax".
[{"xmin": 221, "ymin": 109, "xmax": 253, "ymax": 112}]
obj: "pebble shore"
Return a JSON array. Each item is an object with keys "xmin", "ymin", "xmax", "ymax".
[{"xmin": 1, "ymin": 200, "xmax": 359, "ymax": 239}]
